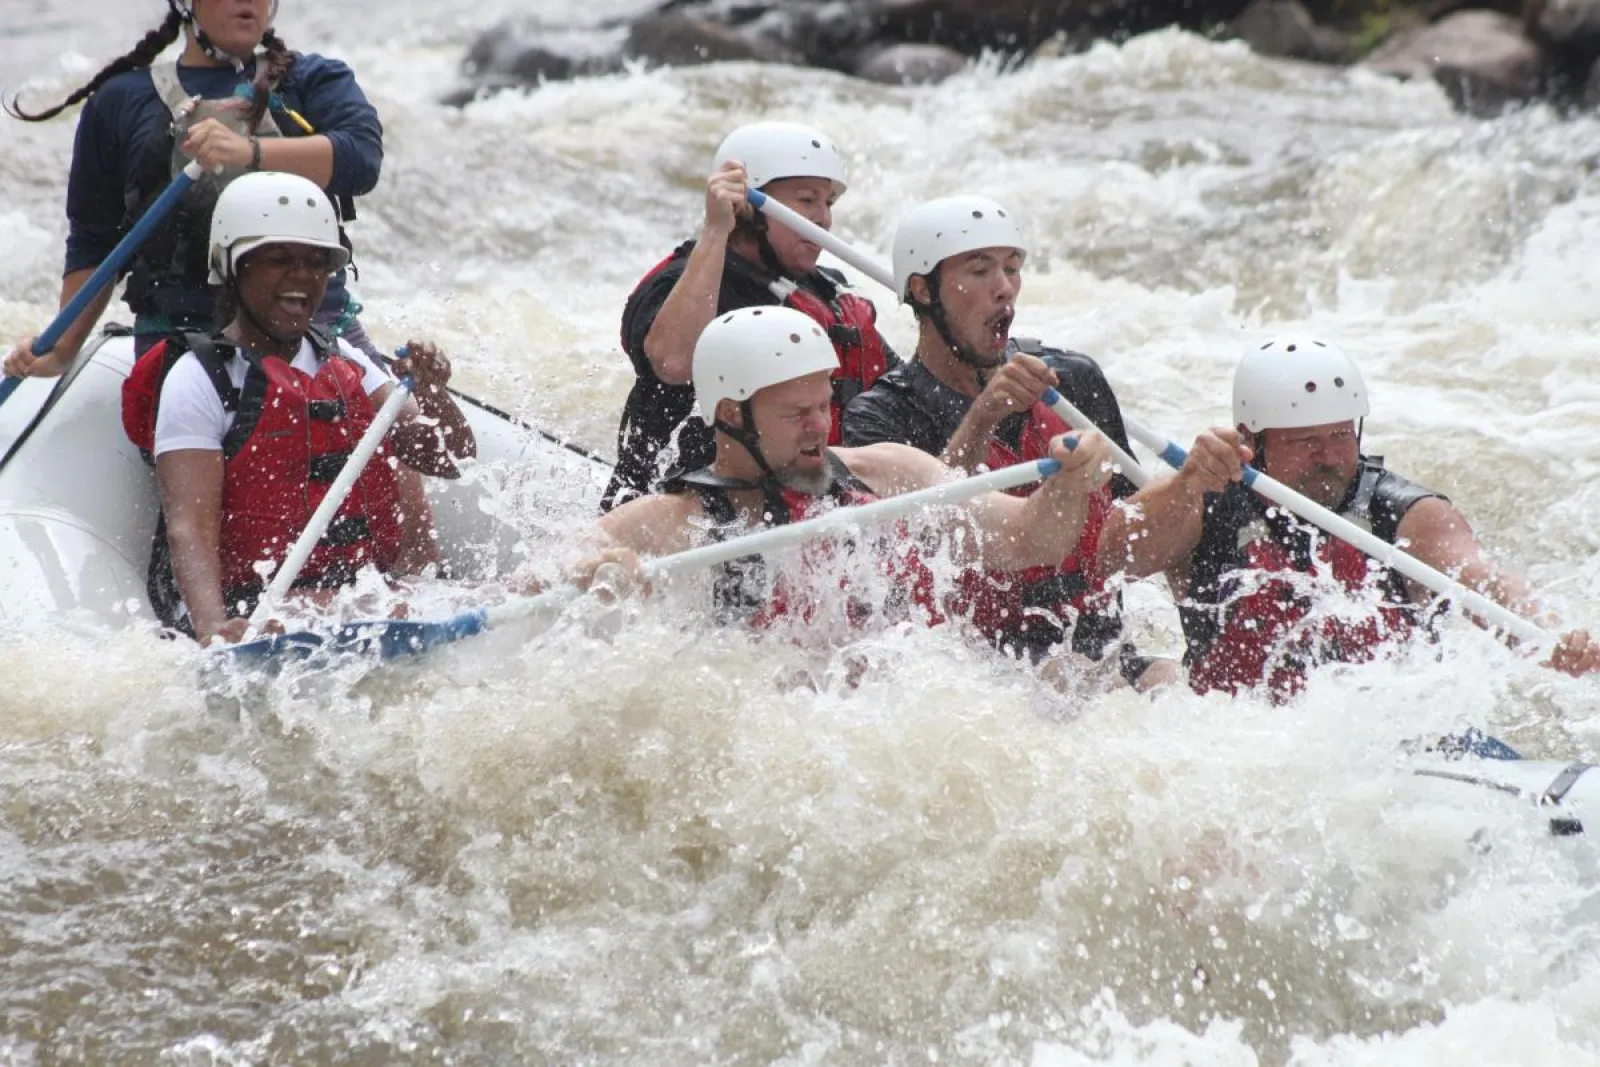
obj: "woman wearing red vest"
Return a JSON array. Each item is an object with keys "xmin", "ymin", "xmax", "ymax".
[
  {"xmin": 122, "ymin": 172, "xmax": 475, "ymax": 646},
  {"xmin": 604, "ymin": 121, "xmax": 898, "ymax": 512}
]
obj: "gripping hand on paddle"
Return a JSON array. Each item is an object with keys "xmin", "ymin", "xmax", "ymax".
[
  {"xmin": 1048, "ymin": 430, "xmax": 1112, "ymax": 495},
  {"xmin": 704, "ymin": 160, "xmax": 752, "ymax": 239},
  {"xmin": 974, "ymin": 354, "xmax": 1057, "ymax": 428},
  {"xmin": 574, "ymin": 546, "xmax": 653, "ymax": 604},
  {"xmin": 1174, "ymin": 428, "xmax": 1252, "ymax": 496},
  {"xmin": 3, "ymin": 336, "xmax": 47, "ymax": 380},
  {"xmin": 943, "ymin": 355, "xmax": 1058, "ymax": 472},
  {"xmin": 1548, "ymin": 629, "xmax": 1600, "ymax": 677},
  {"xmin": 182, "ymin": 116, "xmax": 253, "ymax": 175},
  {"xmin": 392, "ymin": 340, "xmax": 453, "ymax": 395}
]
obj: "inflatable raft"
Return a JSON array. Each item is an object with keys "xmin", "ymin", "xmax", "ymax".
[{"xmin": 0, "ymin": 327, "xmax": 610, "ymax": 627}]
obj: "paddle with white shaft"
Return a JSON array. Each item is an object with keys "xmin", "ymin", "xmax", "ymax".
[
  {"xmin": 747, "ymin": 189, "xmax": 1154, "ymax": 490},
  {"xmin": 246, "ymin": 375, "xmax": 415, "ymax": 632},
  {"xmin": 1125, "ymin": 423, "xmax": 1551, "ymax": 646},
  {"xmin": 751, "ymin": 189, "xmax": 1557, "ymax": 647},
  {"xmin": 227, "ymin": 452, "xmax": 1071, "ymax": 661}
]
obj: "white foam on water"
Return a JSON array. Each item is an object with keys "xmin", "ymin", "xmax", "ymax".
[{"xmin": 4, "ymin": 1, "xmax": 1600, "ymax": 1061}]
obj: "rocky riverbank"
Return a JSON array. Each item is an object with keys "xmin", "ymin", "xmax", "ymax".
[{"xmin": 445, "ymin": 0, "xmax": 1600, "ymax": 116}]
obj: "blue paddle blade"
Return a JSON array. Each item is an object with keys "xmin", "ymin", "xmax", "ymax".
[
  {"xmin": 224, "ymin": 630, "xmax": 330, "ymax": 661},
  {"xmin": 219, "ymin": 608, "xmax": 492, "ymax": 664},
  {"xmin": 325, "ymin": 609, "xmax": 490, "ymax": 659}
]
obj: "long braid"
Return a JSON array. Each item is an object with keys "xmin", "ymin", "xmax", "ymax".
[
  {"xmin": 5, "ymin": 10, "xmax": 183, "ymax": 122},
  {"xmin": 243, "ymin": 30, "xmax": 294, "ymax": 133}
]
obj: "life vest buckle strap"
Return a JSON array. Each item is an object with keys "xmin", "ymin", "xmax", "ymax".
[
  {"xmin": 307, "ymin": 398, "xmax": 346, "ymax": 422},
  {"xmin": 309, "ymin": 450, "xmax": 352, "ymax": 483},
  {"xmin": 320, "ymin": 515, "xmax": 371, "ymax": 548},
  {"xmin": 1019, "ymin": 571, "xmax": 1089, "ymax": 608},
  {"xmin": 827, "ymin": 323, "xmax": 863, "ymax": 349}
]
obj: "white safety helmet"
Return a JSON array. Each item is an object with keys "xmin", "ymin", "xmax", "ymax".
[
  {"xmin": 208, "ymin": 171, "xmax": 350, "ymax": 285},
  {"xmin": 1233, "ymin": 337, "xmax": 1371, "ymax": 433},
  {"xmin": 892, "ymin": 195, "xmax": 1026, "ymax": 302},
  {"xmin": 694, "ymin": 306, "xmax": 840, "ymax": 419},
  {"xmin": 711, "ymin": 121, "xmax": 848, "ymax": 197}
]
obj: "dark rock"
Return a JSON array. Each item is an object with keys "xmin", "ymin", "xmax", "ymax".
[
  {"xmin": 1232, "ymin": 0, "xmax": 1355, "ymax": 62},
  {"xmin": 1526, "ymin": 0, "xmax": 1600, "ymax": 66},
  {"xmin": 739, "ymin": 2, "xmax": 882, "ymax": 70},
  {"xmin": 1585, "ymin": 50, "xmax": 1600, "ymax": 102},
  {"xmin": 624, "ymin": 10, "xmax": 804, "ymax": 66},
  {"xmin": 871, "ymin": 0, "xmax": 1255, "ymax": 52},
  {"xmin": 455, "ymin": 15, "xmax": 627, "ymax": 101},
  {"xmin": 1365, "ymin": 11, "xmax": 1547, "ymax": 113},
  {"xmin": 853, "ymin": 42, "xmax": 969, "ymax": 83}
]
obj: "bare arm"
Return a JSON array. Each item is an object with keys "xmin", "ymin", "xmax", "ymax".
[
  {"xmin": 256, "ymin": 134, "xmax": 336, "ymax": 189},
  {"xmin": 1392, "ymin": 497, "xmax": 1600, "ymax": 676},
  {"xmin": 1395, "ymin": 497, "xmax": 1538, "ymax": 617},
  {"xmin": 3, "ymin": 269, "xmax": 112, "ymax": 379},
  {"xmin": 379, "ymin": 342, "xmax": 477, "ymax": 479},
  {"xmin": 641, "ymin": 236, "xmax": 732, "ymax": 386},
  {"xmin": 640, "ymin": 161, "xmax": 748, "ymax": 386},
  {"xmin": 845, "ymin": 434, "xmax": 1113, "ymax": 573},
  {"xmin": 596, "ymin": 493, "xmax": 704, "ymax": 559},
  {"xmin": 940, "ymin": 356, "xmax": 1058, "ymax": 473},
  {"xmin": 155, "ymin": 449, "xmax": 233, "ymax": 644},
  {"xmin": 973, "ymin": 432, "xmax": 1111, "ymax": 571},
  {"xmin": 1097, "ymin": 428, "xmax": 1251, "ymax": 583}
]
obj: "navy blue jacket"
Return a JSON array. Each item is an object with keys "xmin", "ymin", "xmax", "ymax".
[{"xmin": 62, "ymin": 53, "xmax": 381, "ymax": 327}]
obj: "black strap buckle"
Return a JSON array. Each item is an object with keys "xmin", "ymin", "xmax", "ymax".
[
  {"xmin": 307, "ymin": 399, "xmax": 346, "ymax": 422},
  {"xmin": 309, "ymin": 450, "xmax": 351, "ymax": 483},
  {"xmin": 828, "ymin": 323, "xmax": 863, "ymax": 349}
]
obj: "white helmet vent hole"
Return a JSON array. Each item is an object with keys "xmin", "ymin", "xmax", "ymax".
[
  {"xmin": 277, "ymin": 196, "xmax": 289, "ymax": 205},
  {"xmin": 1286, "ymin": 343, "xmax": 1298, "ymax": 353},
  {"xmin": 1304, "ymin": 381, "xmax": 1317, "ymax": 393},
  {"xmin": 1334, "ymin": 377, "xmax": 1345, "ymax": 387},
  {"xmin": 971, "ymin": 210, "xmax": 984, "ymax": 219},
  {"xmin": 788, "ymin": 333, "xmax": 801, "ymax": 344}
]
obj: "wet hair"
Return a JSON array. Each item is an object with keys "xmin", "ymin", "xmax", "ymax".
[
  {"xmin": 6, "ymin": 9, "xmax": 184, "ymax": 121},
  {"xmin": 6, "ymin": 13, "xmax": 295, "ymax": 129}
]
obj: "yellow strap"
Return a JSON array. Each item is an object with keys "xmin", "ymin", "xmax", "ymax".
[{"xmin": 281, "ymin": 107, "xmax": 315, "ymax": 134}]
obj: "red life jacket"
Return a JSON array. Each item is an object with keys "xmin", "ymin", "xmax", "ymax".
[
  {"xmin": 624, "ymin": 241, "xmax": 891, "ymax": 447},
  {"xmin": 776, "ymin": 280, "xmax": 891, "ymax": 444},
  {"xmin": 665, "ymin": 453, "xmax": 938, "ymax": 630},
  {"xmin": 943, "ymin": 399, "xmax": 1117, "ymax": 656},
  {"xmin": 121, "ymin": 330, "xmax": 405, "ymax": 616},
  {"xmin": 1180, "ymin": 461, "xmax": 1439, "ymax": 701}
]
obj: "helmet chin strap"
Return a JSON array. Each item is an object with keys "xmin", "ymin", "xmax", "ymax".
[
  {"xmin": 713, "ymin": 400, "xmax": 778, "ymax": 480},
  {"xmin": 751, "ymin": 219, "xmax": 794, "ymax": 283},
  {"xmin": 713, "ymin": 400, "xmax": 799, "ymax": 522},
  {"xmin": 170, "ymin": 0, "xmax": 271, "ymax": 71},
  {"xmin": 919, "ymin": 271, "xmax": 1003, "ymax": 377}
]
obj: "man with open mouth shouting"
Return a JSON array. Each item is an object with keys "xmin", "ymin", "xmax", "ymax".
[
  {"xmin": 841, "ymin": 196, "xmax": 1248, "ymax": 692},
  {"xmin": 579, "ymin": 305, "xmax": 1115, "ymax": 635}
]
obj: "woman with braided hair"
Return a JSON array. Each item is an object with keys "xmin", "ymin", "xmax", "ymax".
[
  {"xmin": 3, "ymin": 0, "xmax": 385, "ymax": 375},
  {"xmin": 3, "ymin": 1, "xmax": 452, "ymax": 572}
]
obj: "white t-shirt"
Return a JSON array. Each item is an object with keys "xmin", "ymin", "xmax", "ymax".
[{"xmin": 153, "ymin": 337, "xmax": 392, "ymax": 457}]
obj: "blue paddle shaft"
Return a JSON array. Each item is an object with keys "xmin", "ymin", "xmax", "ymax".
[
  {"xmin": 0, "ymin": 163, "xmax": 200, "ymax": 410},
  {"xmin": 37, "ymin": 166, "xmax": 198, "ymax": 357}
]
